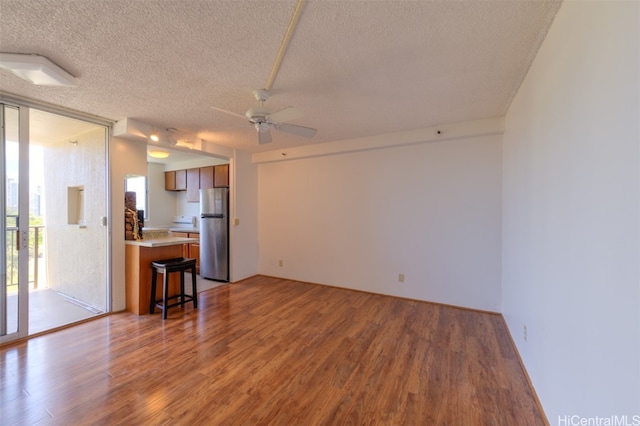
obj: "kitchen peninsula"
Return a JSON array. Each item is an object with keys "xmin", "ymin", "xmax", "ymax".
[{"xmin": 125, "ymin": 235, "xmax": 198, "ymax": 315}]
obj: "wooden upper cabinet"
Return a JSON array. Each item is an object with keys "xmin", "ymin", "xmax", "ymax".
[
  {"xmin": 164, "ymin": 171, "xmax": 176, "ymax": 190},
  {"xmin": 200, "ymin": 166, "xmax": 214, "ymax": 189},
  {"xmin": 165, "ymin": 165, "xmax": 227, "ymax": 192},
  {"xmin": 214, "ymin": 164, "xmax": 229, "ymax": 187},
  {"xmin": 186, "ymin": 168, "xmax": 200, "ymax": 202},
  {"xmin": 175, "ymin": 169, "xmax": 187, "ymax": 190},
  {"xmin": 164, "ymin": 170, "xmax": 187, "ymax": 191}
]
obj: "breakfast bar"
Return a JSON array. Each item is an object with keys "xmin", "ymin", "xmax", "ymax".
[{"xmin": 125, "ymin": 236, "xmax": 198, "ymax": 315}]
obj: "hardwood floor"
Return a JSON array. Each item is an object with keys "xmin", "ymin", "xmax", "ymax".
[{"xmin": 1, "ymin": 276, "xmax": 546, "ymax": 425}]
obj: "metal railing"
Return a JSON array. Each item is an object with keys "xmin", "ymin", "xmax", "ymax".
[{"xmin": 6, "ymin": 225, "xmax": 45, "ymax": 289}]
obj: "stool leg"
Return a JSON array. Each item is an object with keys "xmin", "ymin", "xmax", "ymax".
[
  {"xmin": 191, "ymin": 264, "xmax": 198, "ymax": 309},
  {"xmin": 150, "ymin": 268, "xmax": 157, "ymax": 314},
  {"xmin": 162, "ymin": 270, "xmax": 169, "ymax": 320},
  {"xmin": 180, "ymin": 271, "xmax": 185, "ymax": 308}
]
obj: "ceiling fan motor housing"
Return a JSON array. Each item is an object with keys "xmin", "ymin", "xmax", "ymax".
[
  {"xmin": 212, "ymin": 88, "xmax": 316, "ymax": 143},
  {"xmin": 246, "ymin": 106, "xmax": 270, "ymax": 123}
]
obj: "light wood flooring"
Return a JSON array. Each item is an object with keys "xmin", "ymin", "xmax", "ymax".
[
  {"xmin": 1, "ymin": 276, "xmax": 546, "ymax": 425},
  {"xmin": 6, "ymin": 274, "xmax": 224, "ymax": 337}
]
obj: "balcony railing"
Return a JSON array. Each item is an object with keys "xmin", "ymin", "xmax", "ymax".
[{"xmin": 6, "ymin": 225, "xmax": 45, "ymax": 290}]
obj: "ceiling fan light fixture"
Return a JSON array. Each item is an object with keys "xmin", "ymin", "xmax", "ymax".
[
  {"xmin": 0, "ymin": 53, "xmax": 76, "ymax": 86},
  {"xmin": 255, "ymin": 122, "xmax": 270, "ymax": 133},
  {"xmin": 148, "ymin": 150, "xmax": 169, "ymax": 159},
  {"xmin": 212, "ymin": 88, "xmax": 316, "ymax": 145}
]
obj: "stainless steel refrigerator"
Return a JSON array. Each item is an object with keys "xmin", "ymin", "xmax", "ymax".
[{"xmin": 199, "ymin": 187, "xmax": 229, "ymax": 281}]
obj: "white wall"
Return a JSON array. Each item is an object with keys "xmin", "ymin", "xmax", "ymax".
[
  {"xmin": 258, "ymin": 133, "xmax": 502, "ymax": 311},
  {"xmin": 145, "ymin": 162, "xmax": 176, "ymax": 227},
  {"xmin": 164, "ymin": 156, "xmax": 227, "ymax": 171},
  {"xmin": 43, "ymin": 127, "xmax": 108, "ymax": 310},
  {"xmin": 109, "ymin": 136, "xmax": 148, "ymax": 311},
  {"xmin": 502, "ymin": 1, "xmax": 639, "ymax": 421},
  {"xmin": 230, "ymin": 149, "xmax": 259, "ymax": 282},
  {"xmin": 175, "ymin": 191, "xmax": 200, "ymax": 220}
]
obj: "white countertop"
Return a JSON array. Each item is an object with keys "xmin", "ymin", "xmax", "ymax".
[
  {"xmin": 125, "ymin": 237, "xmax": 199, "ymax": 247},
  {"xmin": 170, "ymin": 227, "xmax": 200, "ymax": 233}
]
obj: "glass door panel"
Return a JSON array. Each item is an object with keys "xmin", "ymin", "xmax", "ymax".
[
  {"xmin": 0, "ymin": 104, "xmax": 28, "ymax": 341},
  {"xmin": 28, "ymin": 109, "xmax": 108, "ymax": 334}
]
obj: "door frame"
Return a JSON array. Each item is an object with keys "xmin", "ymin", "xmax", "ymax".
[
  {"xmin": 0, "ymin": 95, "xmax": 113, "ymax": 344},
  {"xmin": 0, "ymin": 103, "xmax": 30, "ymax": 342}
]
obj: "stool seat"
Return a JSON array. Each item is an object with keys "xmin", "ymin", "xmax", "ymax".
[
  {"xmin": 150, "ymin": 257, "xmax": 198, "ymax": 319},
  {"xmin": 151, "ymin": 257, "xmax": 196, "ymax": 271}
]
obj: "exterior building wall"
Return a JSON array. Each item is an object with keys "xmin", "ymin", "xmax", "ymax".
[{"xmin": 43, "ymin": 127, "xmax": 108, "ymax": 311}]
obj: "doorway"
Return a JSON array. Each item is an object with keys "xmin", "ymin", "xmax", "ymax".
[{"xmin": 0, "ymin": 102, "xmax": 109, "ymax": 343}]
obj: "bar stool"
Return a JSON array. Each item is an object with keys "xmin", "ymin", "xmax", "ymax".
[{"xmin": 150, "ymin": 257, "xmax": 198, "ymax": 319}]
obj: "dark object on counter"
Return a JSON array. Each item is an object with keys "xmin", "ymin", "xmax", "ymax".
[
  {"xmin": 149, "ymin": 257, "xmax": 198, "ymax": 319},
  {"xmin": 125, "ymin": 191, "xmax": 143, "ymax": 240},
  {"xmin": 137, "ymin": 209, "xmax": 144, "ymax": 228},
  {"xmin": 125, "ymin": 208, "xmax": 143, "ymax": 241},
  {"xmin": 125, "ymin": 191, "xmax": 137, "ymax": 210}
]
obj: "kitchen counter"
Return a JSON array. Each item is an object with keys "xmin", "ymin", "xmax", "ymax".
[
  {"xmin": 170, "ymin": 227, "xmax": 200, "ymax": 234},
  {"xmin": 125, "ymin": 236, "xmax": 198, "ymax": 247},
  {"xmin": 125, "ymin": 237, "xmax": 197, "ymax": 315}
]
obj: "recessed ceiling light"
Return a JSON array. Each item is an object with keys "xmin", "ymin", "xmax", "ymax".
[
  {"xmin": 149, "ymin": 132, "xmax": 160, "ymax": 142},
  {"xmin": 148, "ymin": 150, "xmax": 169, "ymax": 159},
  {"xmin": 0, "ymin": 53, "xmax": 76, "ymax": 86}
]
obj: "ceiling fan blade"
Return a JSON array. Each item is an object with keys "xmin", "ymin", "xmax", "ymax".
[
  {"xmin": 268, "ymin": 106, "xmax": 303, "ymax": 123},
  {"xmin": 211, "ymin": 106, "xmax": 246, "ymax": 120},
  {"xmin": 258, "ymin": 128, "xmax": 272, "ymax": 144},
  {"xmin": 274, "ymin": 122, "xmax": 317, "ymax": 138}
]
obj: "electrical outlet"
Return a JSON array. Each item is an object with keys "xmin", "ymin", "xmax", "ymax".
[
  {"xmin": 279, "ymin": 260, "xmax": 283, "ymax": 267},
  {"xmin": 523, "ymin": 325, "xmax": 528, "ymax": 342},
  {"xmin": 398, "ymin": 273, "xmax": 405, "ymax": 283}
]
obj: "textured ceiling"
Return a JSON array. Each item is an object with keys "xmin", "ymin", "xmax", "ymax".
[{"xmin": 0, "ymin": 0, "xmax": 561, "ymax": 153}]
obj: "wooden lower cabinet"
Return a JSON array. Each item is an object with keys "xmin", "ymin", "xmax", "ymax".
[
  {"xmin": 171, "ymin": 231, "xmax": 200, "ymax": 273},
  {"xmin": 125, "ymin": 243, "xmax": 184, "ymax": 315},
  {"xmin": 190, "ymin": 242, "xmax": 200, "ymax": 274}
]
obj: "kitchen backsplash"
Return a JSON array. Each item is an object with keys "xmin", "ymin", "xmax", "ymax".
[{"xmin": 176, "ymin": 191, "xmax": 200, "ymax": 223}]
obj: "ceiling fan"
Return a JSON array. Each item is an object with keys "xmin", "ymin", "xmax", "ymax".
[{"xmin": 211, "ymin": 89, "xmax": 317, "ymax": 145}]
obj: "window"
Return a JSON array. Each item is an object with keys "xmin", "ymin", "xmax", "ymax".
[
  {"xmin": 125, "ymin": 175, "xmax": 147, "ymax": 219},
  {"xmin": 67, "ymin": 186, "xmax": 84, "ymax": 225}
]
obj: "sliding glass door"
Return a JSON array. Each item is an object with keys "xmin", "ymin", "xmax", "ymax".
[
  {"xmin": 0, "ymin": 101, "xmax": 109, "ymax": 344},
  {"xmin": 0, "ymin": 104, "xmax": 28, "ymax": 342}
]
